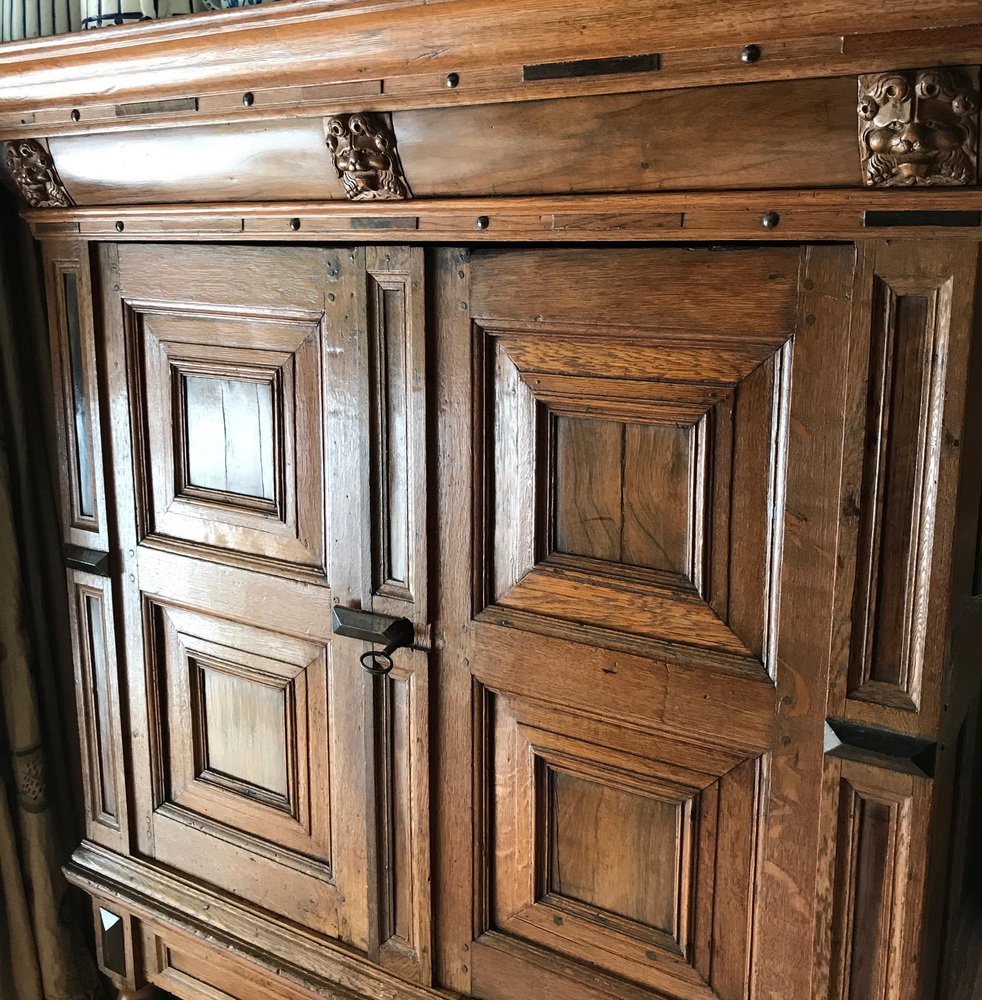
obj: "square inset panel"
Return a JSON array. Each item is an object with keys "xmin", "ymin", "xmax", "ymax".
[
  {"xmin": 485, "ymin": 691, "xmax": 766, "ymax": 998},
  {"xmin": 547, "ymin": 768, "xmax": 680, "ymax": 934},
  {"xmin": 193, "ymin": 657, "xmax": 289, "ymax": 800},
  {"xmin": 184, "ymin": 376, "xmax": 275, "ymax": 501},
  {"xmin": 125, "ymin": 307, "xmax": 326, "ymax": 583},
  {"xmin": 553, "ymin": 415, "xmax": 697, "ymax": 577},
  {"xmin": 477, "ymin": 329, "xmax": 791, "ymax": 675},
  {"xmin": 148, "ymin": 601, "xmax": 331, "ymax": 868}
]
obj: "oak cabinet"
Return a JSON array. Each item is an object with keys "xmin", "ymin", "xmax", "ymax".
[
  {"xmin": 6, "ymin": 3, "xmax": 982, "ymax": 999},
  {"xmin": 37, "ymin": 232, "xmax": 981, "ymax": 1000}
]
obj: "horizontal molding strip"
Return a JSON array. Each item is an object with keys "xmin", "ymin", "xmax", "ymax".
[
  {"xmin": 25, "ymin": 190, "xmax": 982, "ymax": 243},
  {"xmin": 0, "ymin": 0, "xmax": 979, "ymax": 125},
  {"xmin": 64, "ymin": 840, "xmax": 448, "ymax": 1000}
]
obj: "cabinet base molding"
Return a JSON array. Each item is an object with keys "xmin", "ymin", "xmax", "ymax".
[{"xmin": 65, "ymin": 843, "xmax": 448, "ymax": 1000}]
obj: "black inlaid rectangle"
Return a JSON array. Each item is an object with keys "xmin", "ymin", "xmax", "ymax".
[
  {"xmin": 863, "ymin": 210, "xmax": 981, "ymax": 229},
  {"xmin": 349, "ymin": 217, "xmax": 420, "ymax": 230},
  {"xmin": 523, "ymin": 53, "xmax": 660, "ymax": 82},
  {"xmin": 824, "ymin": 717, "xmax": 936, "ymax": 778},
  {"xmin": 115, "ymin": 98, "xmax": 199, "ymax": 117},
  {"xmin": 65, "ymin": 544, "xmax": 111, "ymax": 577}
]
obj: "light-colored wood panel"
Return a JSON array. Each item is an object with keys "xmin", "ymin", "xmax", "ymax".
[
  {"xmin": 548, "ymin": 769, "xmax": 679, "ymax": 933},
  {"xmin": 553, "ymin": 416, "xmax": 623, "ymax": 564},
  {"xmin": 395, "ymin": 77, "xmax": 857, "ymax": 196},
  {"xmin": 491, "ymin": 340, "xmax": 537, "ymax": 600},
  {"xmin": 185, "ymin": 376, "xmax": 274, "ymax": 500},
  {"xmin": 623, "ymin": 422, "xmax": 692, "ymax": 576},
  {"xmin": 49, "ymin": 120, "xmax": 345, "ymax": 205},
  {"xmin": 472, "ymin": 247, "xmax": 800, "ymax": 335},
  {"xmin": 200, "ymin": 666, "xmax": 289, "ymax": 797}
]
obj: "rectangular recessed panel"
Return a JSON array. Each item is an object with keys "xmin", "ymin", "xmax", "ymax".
[
  {"xmin": 554, "ymin": 416, "xmax": 692, "ymax": 574},
  {"xmin": 185, "ymin": 376, "xmax": 274, "ymax": 500},
  {"xmin": 548, "ymin": 768, "xmax": 679, "ymax": 934},
  {"xmin": 64, "ymin": 271, "xmax": 95, "ymax": 519},
  {"xmin": 200, "ymin": 665, "xmax": 288, "ymax": 796},
  {"xmin": 83, "ymin": 592, "xmax": 117, "ymax": 818},
  {"xmin": 850, "ymin": 278, "xmax": 948, "ymax": 709}
]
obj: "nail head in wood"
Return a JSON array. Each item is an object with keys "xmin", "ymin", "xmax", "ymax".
[
  {"xmin": 475, "ymin": 215, "xmax": 490, "ymax": 230},
  {"xmin": 70, "ymin": 108, "xmax": 81, "ymax": 121},
  {"xmin": 445, "ymin": 73, "xmax": 460, "ymax": 89},
  {"xmin": 761, "ymin": 211, "xmax": 780, "ymax": 229},
  {"xmin": 740, "ymin": 43, "xmax": 762, "ymax": 64},
  {"xmin": 115, "ymin": 220, "xmax": 125, "ymax": 232},
  {"xmin": 290, "ymin": 217, "xmax": 301, "ymax": 231},
  {"xmin": 242, "ymin": 91, "xmax": 255, "ymax": 107}
]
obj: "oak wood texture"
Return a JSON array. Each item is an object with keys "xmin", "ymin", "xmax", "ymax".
[
  {"xmin": 35, "ymin": 76, "xmax": 862, "ymax": 207},
  {"xmin": 0, "ymin": 0, "xmax": 980, "ymax": 127},
  {"xmin": 42, "ymin": 240, "xmax": 109, "ymax": 551},
  {"xmin": 829, "ymin": 242, "xmax": 982, "ymax": 738},
  {"xmin": 66, "ymin": 841, "xmax": 449, "ymax": 1000},
  {"xmin": 24, "ymin": 190, "xmax": 982, "ymax": 245},
  {"xmin": 431, "ymin": 243, "xmax": 867, "ymax": 1000},
  {"xmin": 50, "ymin": 235, "xmax": 982, "ymax": 1000},
  {"xmin": 100, "ymin": 243, "xmax": 374, "ymax": 947}
]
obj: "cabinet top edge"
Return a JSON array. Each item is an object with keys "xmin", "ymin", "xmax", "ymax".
[{"xmin": 0, "ymin": 0, "xmax": 979, "ymax": 120}]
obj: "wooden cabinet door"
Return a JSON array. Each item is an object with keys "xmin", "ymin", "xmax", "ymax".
[
  {"xmin": 433, "ymin": 245, "xmax": 859, "ymax": 1000},
  {"xmin": 99, "ymin": 242, "xmax": 427, "ymax": 957}
]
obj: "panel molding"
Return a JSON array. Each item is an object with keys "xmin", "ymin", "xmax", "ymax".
[
  {"xmin": 474, "ymin": 322, "xmax": 793, "ymax": 677},
  {"xmin": 479, "ymin": 689, "xmax": 767, "ymax": 997},
  {"xmin": 68, "ymin": 568, "xmax": 128, "ymax": 852},
  {"xmin": 145, "ymin": 600, "xmax": 334, "ymax": 879},
  {"xmin": 122, "ymin": 300, "xmax": 328, "ymax": 583},
  {"xmin": 43, "ymin": 241, "xmax": 109, "ymax": 551},
  {"xmin": 821, "ymin": 758, "xmax": 932, "ymax": 1000},
  {"xmin": 848, "ymin": 273, "xmax": 952, "ymax": 712}
]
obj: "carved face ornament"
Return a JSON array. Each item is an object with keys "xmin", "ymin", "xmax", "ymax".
[
  {"xmin": 325, "ymin": 113, "xmax": 410, "ymax": 201},
  {"xmin": 858, "ymin": 69, "xmax": 979, "ymax": 187},
  {"xmin": 4, "ymin": 138, "xmax": 74, "ymax": 208}
]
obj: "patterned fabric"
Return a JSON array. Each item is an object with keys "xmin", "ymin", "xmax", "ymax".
[{"xmin": 0, "ymin": 193, "xmax": 100, "ymax": 1000}]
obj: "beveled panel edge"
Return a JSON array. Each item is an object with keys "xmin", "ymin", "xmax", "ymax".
[
  {"xmin": 64, "ymin": 840, "xmax": 448, "ymax": 1000},
  {"xmin": 824, "ymin": 717, "xmax": 937, "ymax": 778},
  {"xmin": 23, "ymin": 190, "xmax": 982, "ymax": 243},
  {"xmin": 0, "ymin": 0, "xmax": 979, "ymax": 125}
]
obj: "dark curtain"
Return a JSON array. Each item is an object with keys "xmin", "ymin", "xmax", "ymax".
[{"xmin": 0, "ymin": 186, "xmax": 100, "ymax": 999}]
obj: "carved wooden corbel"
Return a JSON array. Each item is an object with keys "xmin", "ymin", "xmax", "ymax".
[
  {"xmin": 858, "ymin": 66, "xmax": 980, "ymax": 187},
  {"xmin": 325, "ymin": 112, "xmax": 411, "ymax": 201},
  {"xmin": 4, "ymin": 138, "xmax": 74, "ymax": 208}
]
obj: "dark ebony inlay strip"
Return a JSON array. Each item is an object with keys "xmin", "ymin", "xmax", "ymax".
[
  {"xmin": 115, "ymin": 98, "xmax": 199, "ymax": 117},
  {"xmin": 64, "ymin": 544, "xmax": 111, "ymax": 577},
  {"xmin": 824, "ymin": 717, "xmax": 936, "ymax": 778},
  {"xmin": 863, "ymin": 210, "xmax": 981, "ymax": 229},
  {"xmin": 523, "ymin": 53, "xmax": 660, "ymax": 82}
]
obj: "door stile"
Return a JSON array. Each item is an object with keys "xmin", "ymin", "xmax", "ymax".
[{"xmin": 360, "ymin": 245, "xmax": 433, "ymax": 983}]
